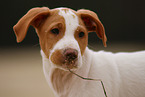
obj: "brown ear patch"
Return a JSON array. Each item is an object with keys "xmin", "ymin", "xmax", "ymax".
[
  {"xmin": 13, "ymin": 7, "xmax": 50, "ymax": 43},
  {"xmin": 77, "ymin": 9, "xmax": 107, "ymax": 47},
  {"xmin": 32, "ymin": 14, "xmax": 49, "ymax": 28},
  {"xmin": 82, "ymin": 17, "xmax": 97, "ymax": 31}
]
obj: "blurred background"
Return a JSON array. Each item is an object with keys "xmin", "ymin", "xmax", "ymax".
[{"xmin": 0, "ymin": 0, "xmax": 145, "ymax": 97}]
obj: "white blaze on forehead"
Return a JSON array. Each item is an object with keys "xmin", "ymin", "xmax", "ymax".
[
  {"xmin": 50, "ymin": 8, "xmax": 80, "ymax": 50},
  {"xmin": 58, "ymin": 8, "xmax": 79, "ymax": 36}
]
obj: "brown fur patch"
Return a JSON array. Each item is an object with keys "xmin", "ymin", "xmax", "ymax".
[
  {"xmin": 13, "ymin": 7, "xmax": 50, "ymax": 43},
  {"xmin": 72, "ymin": 14, "xmax": 76, "ymax": 18},
  {"xmin": 74, "ymin": 13, "xmax": 88, "ymax": 55},
  {"xmin": 36, "ymin": 9, "xmax": 66, "ymax": 58},
  {"xmin": 50, "ymin": 49, "xmax": 78, "ymax": 69},
  {"xmin": 50, "ymin": 49, "xmax": 65, "ymax": 66},
  {"xmin": 77, "ymin": 9, "xmax": 107, "ymax": 47},
  {"xmin": 74, "ymin": 25, "xmax": 88, "ymax": 55},
  {"xmin": 61, "ymin": 8, "xmax": 69, "ymax": 13}
]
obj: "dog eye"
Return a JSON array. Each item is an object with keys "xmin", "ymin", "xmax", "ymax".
[
  {"xmin": 79, "ymin": 32, "xmax": 85, "ymax": 38},
  {"xmin": 51, "ymin": 28, "xmax": 59, "ymax": 35}
]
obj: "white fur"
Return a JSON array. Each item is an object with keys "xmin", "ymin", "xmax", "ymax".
[
  {"xmin": 41, "ymin": 8, "xmax": 145, "ymax": 97},
  {"xmin": 42, "ymin": 49, "xmax": 145, "ymax": 97}
]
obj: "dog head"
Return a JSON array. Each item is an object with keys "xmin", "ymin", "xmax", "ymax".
[{"xmin": 13, "ymin": 7, "xmax": 107, "ymax": 70}]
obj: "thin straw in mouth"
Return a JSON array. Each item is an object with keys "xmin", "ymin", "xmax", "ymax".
[{"xmin": 66, "ymin": 66, "xmax": 108, "ymax": 97}]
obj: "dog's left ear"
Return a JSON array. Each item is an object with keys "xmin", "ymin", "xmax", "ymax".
[
  {"xmin": 13, "ymin": 7, "xmax": 50, "ymax": 43},
  {"xmin": 77, "ymin": 9, "xmax": 107, "ymax": 47}
]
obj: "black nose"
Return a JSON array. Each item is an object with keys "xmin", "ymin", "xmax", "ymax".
[{"xmin": 64, "ymin": 48, "xmax": 78, "ymax": 61}]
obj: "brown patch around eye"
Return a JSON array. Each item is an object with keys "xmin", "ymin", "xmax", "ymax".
[
  {"xmin": 50, "ymin": 28, "xmax": 60, "ymax": 35},
  {"xmin": 37, "ymin": 10, "xmax": 66, "ymax": 58},
  {"xmin": 74, "ymin": 27, "xmax": 88, "ymax": 55},
  {"xmin": 78, "ymin": 31, "xmax": 85, "ymax": 38}
]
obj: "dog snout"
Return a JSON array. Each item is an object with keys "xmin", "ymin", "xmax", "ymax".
[
  {"xmin": 50, "ymin": 48, "xmax": 79, "ymax": 69},
  {"xmin": 64, "ymin": 48, "xmax": 78, "ymax": 61}
]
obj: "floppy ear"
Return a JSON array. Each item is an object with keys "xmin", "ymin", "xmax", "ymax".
[
  {"xmin": 13, "ymin": 7, "xmax": 50, "ymax": 43},
  {"xmin": 77, "ymin": 9, "xmax": 107, "ymax": 47}
]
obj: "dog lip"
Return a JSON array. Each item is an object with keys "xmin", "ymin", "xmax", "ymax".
[
  {"xmin": 64, "ymin": 55, "xmax": 78, "ymax": 62},
  {"xmin": 64, "ymin": 58, "xmax": 78, "ymax": 64},
  {"xmin": 63, "ymin": 58, "xmax": 78, "ymax": 69}
]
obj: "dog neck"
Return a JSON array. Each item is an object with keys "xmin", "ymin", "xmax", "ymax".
[{"xmin": 41, "ymin": 47, "xmax": 93, "ymax": 97}]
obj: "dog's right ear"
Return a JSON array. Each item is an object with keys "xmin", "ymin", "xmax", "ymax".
[
  {"xmin": 13, "ymin": 7, "xmax": 50, "ymax": 43},
  {"xmin": 77, "ymin": 9, "xmax": 107, "ymax": 47}
]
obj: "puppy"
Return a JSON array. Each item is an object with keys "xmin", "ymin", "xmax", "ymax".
[{"xmin": 13, "ymin": 7, "xmax": 145, "ymax": 97}]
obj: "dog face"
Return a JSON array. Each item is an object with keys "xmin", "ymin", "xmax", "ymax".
[
  {"xmin": 13, "ymin": 7, "xmax": 107, "ymax": 70},
  {"xmin": 48, "ymin": 8, "xmax": 88, "ymax": 70}
]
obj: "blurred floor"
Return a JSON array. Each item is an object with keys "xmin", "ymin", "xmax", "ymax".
[
  {"xmin": 0, "ymin": 42, "xmax": 145, "ymax": 97},
  {"xmin": 0, "ymin": 47, "xmax": 55, "ymax": 97}
]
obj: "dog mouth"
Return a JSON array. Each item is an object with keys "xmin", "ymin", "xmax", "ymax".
[{"xmin": 63, "ymin": 56, "xmax": 78, "ymax": 69}]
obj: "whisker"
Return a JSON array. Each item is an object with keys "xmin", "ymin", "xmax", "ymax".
[{"xmin": 67, "ymin": 66, "xmax": 108, "ymax": 97}]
